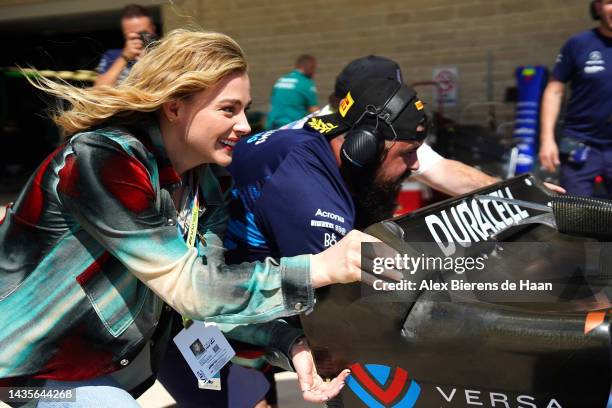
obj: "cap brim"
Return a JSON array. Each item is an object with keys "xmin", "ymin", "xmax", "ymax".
[{"xmin": 303, "ymin": 112, "xmax": 349, "ymax": 138}]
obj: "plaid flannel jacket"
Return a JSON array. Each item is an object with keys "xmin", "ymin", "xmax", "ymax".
[{"xmin": 0, "ymin": 121, "xmax": 313, "ymax": 381}]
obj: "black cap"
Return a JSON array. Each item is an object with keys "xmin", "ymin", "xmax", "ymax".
[
  {"xmin": 306, "ymin": 78, "xmax": 427, "ymax": 141},
  {"xmin": 334, "ymin": 55, "xmax": 403, "ymax": 99}
]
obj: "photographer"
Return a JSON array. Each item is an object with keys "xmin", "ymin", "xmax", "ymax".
[{"xmin": 94, "ymin": 4, "xmax": 158, "ymax": 87}]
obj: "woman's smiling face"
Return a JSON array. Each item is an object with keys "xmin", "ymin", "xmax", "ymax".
[{"xmin": 162, "ymin": 71, "xmax": 252, "ymax": 173}]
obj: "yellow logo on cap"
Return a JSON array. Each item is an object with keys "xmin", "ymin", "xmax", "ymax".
[
  {"xmin": 308, "ymin": 117, "xmax": 339, "ymax": 134},
  {"xmin": 339, "ymin": 92, "xmax": 354, "ymax": 118},
  {"xmin": 415, "ymin": 100, "xmax": 424, "ymax": 110}
]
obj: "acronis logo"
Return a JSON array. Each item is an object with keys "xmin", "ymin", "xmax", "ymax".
[{"xmin": 346, "ymin": 363, "xmax": 420, "ymax": 407}]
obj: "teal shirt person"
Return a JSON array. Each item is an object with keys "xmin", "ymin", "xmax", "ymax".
[{"xmin": 265, "ymin": 56, "xmax": 319, "ymax": 130}]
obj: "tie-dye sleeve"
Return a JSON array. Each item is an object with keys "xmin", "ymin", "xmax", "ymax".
[{"xmin": 56, "ymin": 132, "xmax": 314, "ymax": 324}]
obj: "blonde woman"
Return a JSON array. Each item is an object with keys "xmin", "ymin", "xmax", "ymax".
[{"xmin": 0, "ymin": 29, "xmax": 381, "ymax": 406}]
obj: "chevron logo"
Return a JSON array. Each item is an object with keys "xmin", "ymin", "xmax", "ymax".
[{"xmin": 346, "ymin": 363, "xmax": 421, "ymax": 408}]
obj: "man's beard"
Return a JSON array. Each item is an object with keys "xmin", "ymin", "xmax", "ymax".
[{"xmin": 343, "ymin": 166, "xmax": 412, "ymax": 230}]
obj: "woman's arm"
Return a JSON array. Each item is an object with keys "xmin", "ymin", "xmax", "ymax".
[{"xmin": 57, "ymin": 132, "xmax": 313, "ymax": 324}]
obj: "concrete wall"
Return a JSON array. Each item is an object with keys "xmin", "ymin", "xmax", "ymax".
[{"xmin": 162, "ymin": 0, "xmax": 593, "ymax": 124}]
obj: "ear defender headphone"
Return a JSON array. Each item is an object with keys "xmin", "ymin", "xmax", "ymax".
[{"xmin": 340, "ymin": 84, "xmax": 415, "ymax": 170}]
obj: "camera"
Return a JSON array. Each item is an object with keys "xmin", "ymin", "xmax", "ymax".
[{"xmin": 139, "ymin": 31, "xmax": 159, "ymax": 48}]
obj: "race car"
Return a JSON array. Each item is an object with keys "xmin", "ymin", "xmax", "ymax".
[{"xmin": 301, "ymin": 174, "xmax": 612, "ymax": 408}]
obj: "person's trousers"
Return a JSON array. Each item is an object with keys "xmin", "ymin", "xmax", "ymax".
[
  {"xmin": 35, "ymin": 376, "xmax": 139, "ymax": 408},
  {"xmin": 157, "ymin": 337, "xmax": 271, "ymax": 408},
  {"xmin": 560, "ymin": 145, "xmax": 612, "ymax": 198}
]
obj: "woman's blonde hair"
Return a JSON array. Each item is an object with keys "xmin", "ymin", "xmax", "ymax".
[{"xmin": 30, "ymin": 29, "xmax": 247, "ymax": 135}]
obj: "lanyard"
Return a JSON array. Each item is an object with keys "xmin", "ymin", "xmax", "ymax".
[
  {"xmin": 177, "ymin": 171, "xmax": 205, "ymax": 248},
  {"xmin": 186, "ymin": 185, "xmax": 199, "ymax": 248}
]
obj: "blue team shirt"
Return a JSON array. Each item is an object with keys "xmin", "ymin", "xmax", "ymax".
[
  {"xmin": 225, "ymin": 127, "xmax": 354, "ymax": 262},
  {"xmin": 95, "ymin": 49, "xmax": 135, "ymax": 83},
  {"xmin": 552, "ymin": 29, "xmax": 612, "ymax": 145}
]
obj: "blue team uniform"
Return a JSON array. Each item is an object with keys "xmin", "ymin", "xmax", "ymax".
[
  {"xmin": 553, "ymin": 29, "xmax": 612, "ymax": 145},
  {"xmin": 552, "ymin": 29, "xmax": 612, "ymax": 196},
  {"xmin": 225, "ymin": 126, "xmax": 354, "ymax": 260}
]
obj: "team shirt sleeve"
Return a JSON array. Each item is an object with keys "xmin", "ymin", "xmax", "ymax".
[
  {"xmin": 551, "ymin": 38, "xmax": 575, "ymax": 83},
  {"xmin": 414, "ymin": 142, "xmax": 445, "ymax": 175},
  {"xmin": 95, "ymin": 51, "xmax": 114, "ymax": 74}
]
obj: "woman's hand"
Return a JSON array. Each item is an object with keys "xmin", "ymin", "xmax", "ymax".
[
  {"xmin": 290, "ymin": 337, "xmax": 350, "ymax": 403},
  {"xmin": 310, "ymin": 230, "xmax": 380, "ymax": 288},
  {"xmin": 310, "ymin": 230, "xmax": 402, "ymax": 288}
]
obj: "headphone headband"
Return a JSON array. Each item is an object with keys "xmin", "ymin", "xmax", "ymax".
[
  {"xmin": 340, "ymin": 84, "xmax": 418, "ymax": 170},
  {"xmin": 379, "ymin": 85, "xmax": 415, "ymax": 125}
]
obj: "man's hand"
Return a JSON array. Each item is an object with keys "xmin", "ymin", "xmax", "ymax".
[
  {"xmin": 122, "ymin": 32, "xmax": 144, "ymax": 60},
  {"xmin": 539, "ymin": 139, "xmax": 561, "ymax": 173},
  {"xmin": 543, "ymin": 181, "xmax": 566, "ymax": 194},
  {"xmin": 290, "ymin": 337, "xmax": 350, "ymax": 403}
]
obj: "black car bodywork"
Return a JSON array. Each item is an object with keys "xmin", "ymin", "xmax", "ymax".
[{"xmin": 302, "ymin": 174, "xmax": 612, "ymax": 408}]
